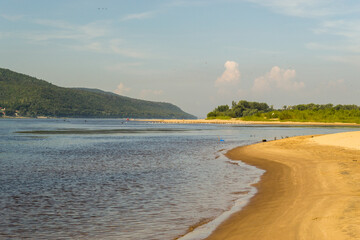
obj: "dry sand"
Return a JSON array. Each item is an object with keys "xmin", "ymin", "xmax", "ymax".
[
  {"xmin": 206, "ymin": 131, "xmax": 360, "ymax": 240},
  {"xmin": 310, "ymin": 131, "xmax": 360, "ymax": 151}
]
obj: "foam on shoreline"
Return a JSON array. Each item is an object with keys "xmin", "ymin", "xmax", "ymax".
[{"xmin": 178, "ymin": 157, "xmax": 264, "ymax": 240}]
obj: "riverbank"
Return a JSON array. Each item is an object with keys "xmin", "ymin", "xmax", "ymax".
[
  {"xmin": 206, "ymin": 131, "xmax": 360, "ymax": 240},
  {"xmin": 138, "ymin": 119, "xmax": 360, "ymax": 127}
]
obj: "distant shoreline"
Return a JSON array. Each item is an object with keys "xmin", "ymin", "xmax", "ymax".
[
  {"xmin": 3, "ymin": 117, "xmax": 360, "ymax": 127},
  {"xmin": 138, "ymin": 118, "xmax": 360, "ymax": 127},
  {"xmin": 205, "ymin": 131, "xmax": 360, "ymax": 239}
]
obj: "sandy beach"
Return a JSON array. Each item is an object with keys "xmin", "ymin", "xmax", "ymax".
[{"xmin": 206, "ymin": 131, "xmax": 360, "ymax": 240}]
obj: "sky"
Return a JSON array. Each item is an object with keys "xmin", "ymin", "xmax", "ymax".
[{"xmin": 1, "ymin": 0, "xmax": 360, "ymax": 118}]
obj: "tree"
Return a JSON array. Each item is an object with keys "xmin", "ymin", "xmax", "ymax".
[{"xmin": 215, "ymin": 105, "xmax": 229, "ymax": 112}]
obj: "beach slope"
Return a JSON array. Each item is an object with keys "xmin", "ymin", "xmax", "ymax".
[{"xmin": 206, "ymin": 131, "xmax": 360, "ymax": 240}]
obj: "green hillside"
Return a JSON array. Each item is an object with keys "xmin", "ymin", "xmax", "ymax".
[{"xmin": 0, "ymin": 68, "xmax": 196, "ymax": 119}]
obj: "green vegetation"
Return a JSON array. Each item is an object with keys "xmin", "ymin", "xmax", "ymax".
[
  {"xmin": 208, "ymin": 101, "xmax": 360, "ymax": 124},
  {"xmin": 207, "ymin": 100, "xmax": 273, "ymax": 118},
  {"xmin": 0, "ymin": 68, "xmax": 196, "ymax": 119}
]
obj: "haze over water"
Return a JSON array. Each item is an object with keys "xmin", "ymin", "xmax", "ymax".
[{"xmin": 1, "ymin": 119, "xmax": 358, "ymax": 239}]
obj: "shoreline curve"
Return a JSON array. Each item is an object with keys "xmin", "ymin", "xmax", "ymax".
[{"xmin": 206, "ymin": 131, "xmax": 360, "ymax": 240}]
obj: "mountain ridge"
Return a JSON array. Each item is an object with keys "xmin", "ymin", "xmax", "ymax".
[{"xmin": 0, "ymin": 68, "xmax": 196, "ymax": 119}]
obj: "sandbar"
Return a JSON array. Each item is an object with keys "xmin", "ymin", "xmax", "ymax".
[
  {"xmin": 206, "ymin": 131, "xmax": 360, "ymax": 240},
  {"xmin": 138, "ymin": 119, "xmax": 360, "ymax": 127}
]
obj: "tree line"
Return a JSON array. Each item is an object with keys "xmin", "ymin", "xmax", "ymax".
[
  {"xmin": 207, "ymin": 100, "xmax": 360, "ymax": 123},
  {"xmin": 207, "ymin": 100, "xmax": 273, "ymax": 119}
]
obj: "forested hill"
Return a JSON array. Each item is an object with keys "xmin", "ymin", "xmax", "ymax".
[{"xmin": 0, "ymin": 68, "xmax": 196, "ymax": 119}]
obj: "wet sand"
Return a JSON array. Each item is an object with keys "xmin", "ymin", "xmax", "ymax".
[{"xmin": 206, "ymin": 131, "xmax": 360, "ymax": 240}]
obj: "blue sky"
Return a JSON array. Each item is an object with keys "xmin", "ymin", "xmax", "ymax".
[{"xmin": 1, "ymin": 0, "xmax": 360, "ymax": 117}]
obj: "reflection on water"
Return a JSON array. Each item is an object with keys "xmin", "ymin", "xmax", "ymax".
[{"xmin": 1, "ymin": 119, "xmax": 358, "ymax": 239}]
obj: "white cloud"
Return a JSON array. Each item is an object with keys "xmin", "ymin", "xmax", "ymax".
[
  {"xmin": 307, "ymin": 42, "xmax": 360, "ymax": 55},
  {"xmin": 249, "ymin": 0, "xmax": 360, "ymax": 60},
  {"xmin": 1, "ymin": 14, "xmax": 24, "ymax": 21},
  {"xmin": 108, "ymin": 39, "xmax": 147, "ymax": 59},
  {"xmin": 313, "ymin": 19, "xmax": 360, "ymax": 41},
  {"xmin": 71, "ymin": 39, "xmax": 148, "ymax": 59},
  {"xmin": 24, "ymin": 19, "xmax": 109, "ymax": 42},
  {"xmin": 84, "ymin": 42, "xmax": 103, "ymax": 52},
  {"xmin": 114, "ymin": 83, "xmax": 131, "ymax": 95},
  {"xmin": 246, "ymin": 0, "xmax": 359, "ymax": 18},
  {"xmin": 252, "ymin": 66, "xmax": 304, "ymax": 93},
  {"xmin": 121, "ymin": 11, "xmax": 155, "ymax": 21},
  {"xmin": 306, "ymin": 19, "xmax": 360, "ymax": 65},
  {"xmin": 215, "ymin": 61, "xmax": 240, "ymax": 86},
  {"xmin": 33, "ymin": 19, "xmax": 75, "ymax": 29},
  {"xmin": 168, "ymin": 0, "xmax": 213, "ymax": 7},
  {"xmin": 79, "ymin": 22, "xmax": 109, "ymax": 39},
  {"xmin": 110, "ymin": 45, "xmax": 147, "ymax": 59},
  {"xmin": 2, "ymin": 15, "xmax": 150, "ymax": 59}
]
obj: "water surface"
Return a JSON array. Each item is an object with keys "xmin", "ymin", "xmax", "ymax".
[{"xmin": 1, "ymin": 119, "xmax": 358, "ymax": 239}]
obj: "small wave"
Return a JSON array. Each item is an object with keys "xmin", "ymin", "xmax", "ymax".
[
  {"xmin": 177, "ymin": 157, "xmax": 264, "ymax": 240},
  {"xmin": 177, "ymin": 188, "xmax": 257, "ymax": 240}
]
